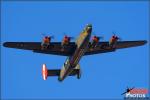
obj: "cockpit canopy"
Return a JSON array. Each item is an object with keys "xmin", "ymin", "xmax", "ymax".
[{"xmin": 86, "ymin": 24, "xmax": 92, "ymax": 28}]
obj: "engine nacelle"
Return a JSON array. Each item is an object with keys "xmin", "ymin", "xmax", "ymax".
[
  {"xmin": 91, "ymin": 36, "xmax": 100, "ymax": 48},
  {"xmin": 61, "ymin": 35, "xmax": 71, "ymax": 47},
  {"xmin": 109, "ymin": 35, "xmax": 119, "ymax": 47},
  {"xmin": 41, "ymin": 36, "xmax": 51, "ymax": 49}
]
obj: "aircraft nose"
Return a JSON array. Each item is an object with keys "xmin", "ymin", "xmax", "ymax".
[
  {"xmin": 86, "ymin": 24, "xmax": 92, "ymax": 27},
  {"xmin": 87, "ymin": 26, "xmax": 92, "ymax": 33},
  {"xmin": 86, "ymin": 24, "xmax": 92, "ymax": 32}
]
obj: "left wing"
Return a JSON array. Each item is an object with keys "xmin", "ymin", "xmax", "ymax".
[
  {"xmin": 85, "ymin": 40, "xmax": 147, "ymax": 55},
  {"xmin": 3, "ymin": 42, "xmax": 76, "ymax": 56}
]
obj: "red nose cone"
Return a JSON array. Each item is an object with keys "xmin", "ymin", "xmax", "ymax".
[
  {"xmin": 42, "ymin": 64, "xmax": 48, "ymax": 80},
  {"xmin": 92, "ymin": 36, "xmax": 96, "ymax": 40},
  {"xmin": 64, "ymin": 35, "xmax": 70, "ymax": 42},
  {"xmin": 45, "ymin": 36, "xmax": 48, "ymax": 39},
  {"xmin": 92, "ymin": 36, "xmax": 99, "ymax": 42}
]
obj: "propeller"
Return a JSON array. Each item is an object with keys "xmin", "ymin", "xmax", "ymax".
[
  {"xmin": 50, "ymin": 35, "xmax": 54, "ymax": 39},
  {"xmin": 112, "ymin": 31, "xmax": 122, "ymax": 41},
  {"xmin": 92, "ymin": 32, "xmax": 104, "ymax": 40},
  {"xmin": 41, "ymin": 33, "xmax": 54, "ymax": 39},
  {"xmin": 112, "ymin": 31, "xmax": 116, "ymax": 36},
  {"xmin": 41, "ymin": 33, "xmax": 46, "ymax": 37},
  {"xmin": 63, "ymin": 33, "xmax": 74, "ymax": 40}
]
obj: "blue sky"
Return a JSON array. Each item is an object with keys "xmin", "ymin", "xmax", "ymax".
[{"xmin": 1, "ymin": 1, "xmax": 149, "ymax": 99}]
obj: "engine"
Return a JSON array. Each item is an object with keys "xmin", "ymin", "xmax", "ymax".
[
  {"xmin": 109, "ymin": 35, "xmax": 119, "ymax": 47},
  {"xmin": 61, "ymin": 35, "xmax": 71, "ymax": 47},
  {"xmin": 41, "ymin": 36, "xmax": 51, "ymax": 50},
  {"xmin": 90, "ymin": 36, "xmax": 100, "ymax": 48}
]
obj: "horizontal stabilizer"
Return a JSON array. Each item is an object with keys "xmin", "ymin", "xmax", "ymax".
[{"xmin": 42, "ymin": 64, "xmax": 79, "ymax": 80}]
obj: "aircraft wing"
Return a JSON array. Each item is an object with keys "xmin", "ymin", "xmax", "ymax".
[
  {"xmin": 3, "ymin": 40, "xmax": 147, "ymax": 56},
  {"xmin": 85, "ymin": 40, "xmax": 147, "ymax": 55},
  {"xmin": 3, "ymin": 42, "xmax": 76, "ymax": 56}
]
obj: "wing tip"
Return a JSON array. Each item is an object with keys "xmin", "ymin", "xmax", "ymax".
[
  {"xmin": 3, "ymin": 42, "xmax": 9, "ymax": 47},
  {"xmin": 140, "ymin": 40, "xmax": 147, "ymax": 45},
  {"xmin": 3, "ymin": 42, "xmax": 16, "ymax": 48}
]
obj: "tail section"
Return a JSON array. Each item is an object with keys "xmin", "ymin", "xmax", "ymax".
[{"xmin": 42, "ymin": 64, "xmax": 81, "ymax": 81}]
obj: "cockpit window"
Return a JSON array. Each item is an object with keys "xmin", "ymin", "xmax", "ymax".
[
  {"xmin": 81, "ymin": 24, "xmax": 92, "ymax": 33},
  {"xmin": 86, "ymin": 24, "xmax": 92, "ymax": 28}
]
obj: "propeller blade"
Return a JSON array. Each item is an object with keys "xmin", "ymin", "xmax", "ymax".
[
  {"xmin": 41, "ymin": 33, "xmax": 54, "ymax": 39},
  {"xmin": 112, "ymin": 31, "xmax": 116, "ymax": 36},
  {"xmin": 99, "ymin": 36, "xmax": 104, "ymax": 39},
  {"xmin": 127, "ymin": 86, "xmax": 129, "ymax": 90},
  {"xmin": 112, "ymin": 31, "xmax": 122, "ymax": 41},
  {"xmin": 70, "ymin": 37, "xmax": 74, "ymax": 39},
  {"xmin": 50, "ymin": 35, "xmax": 54, "ymax": 39},
  {"xmin": 63, "ymin": 33, "xmax": 67, "ymax": 36},
  {"xmin": 118, "ymin": 37, "xmax": 122, "ymax": 41},
  {"xmin": 92, "ymin": 32, "xmax": 96, "ymax": 36},
  {"xmin": 41, "ymin": 33, "xmax": 46, "ymax": 37},
  {"xmin": 91, "ymin": 32, "xmax": 104, "ymax": 40},
  {"xmin": 62, "ymin": 33, "xmax": 74, "ymax": 40}
]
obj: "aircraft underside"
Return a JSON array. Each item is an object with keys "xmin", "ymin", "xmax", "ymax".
[{"xmin": 3, "ymin": 24, "xmax": 147, "ymax": 82}]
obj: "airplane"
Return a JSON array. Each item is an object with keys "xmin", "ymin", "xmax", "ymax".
[
  {"xmin": 121, "ymin": 87, "xmax": 135, "ymax": 95},
  {"xmin": 3, "ymin": 24, "xmax": 147, "ymax": 82}
]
